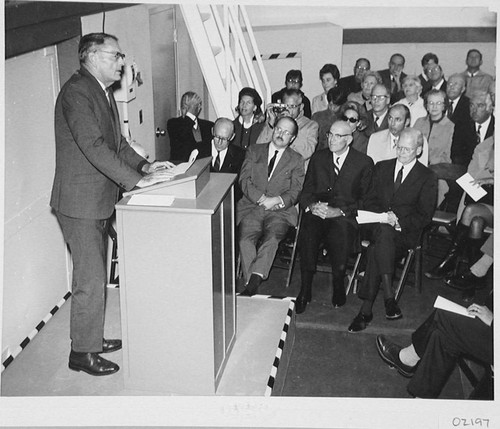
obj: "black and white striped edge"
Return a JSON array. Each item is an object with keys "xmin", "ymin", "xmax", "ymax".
[
  {"xmin": 265, "ymin": 298, "xmax": 295, "ymax": 396},
  {"xmin": 1, "ymin": 291, "xmax": 72, "ymax": 372},
  {"xmin": 252, "ymin": 52, "xmax": 300, "ymax": 61}
]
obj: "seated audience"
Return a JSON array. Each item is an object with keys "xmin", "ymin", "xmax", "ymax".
[
  {"xmin": 197, "ymin": 117, "xmax": 245, "ymax": 200},
  {"xmin": 348, "ymin": 70, "xmax": 383, "ymax": 112},
  {"xmin": 311, "ymin": 64, "xmax": 340, "ymax": 114},
  {"xmin": 425, "ymin": 135, "xmax": 494, "ymax": 280},
  {"xmin": 348, "ymin": 128, "xmax": 437, "ymax": 332},
  {"xmin": 376, "ymin": 297, "xmax": 493, "ymax": 398},
  {"xmin": 167, "ymin": 91, "xmax": 213, "ymax": 162},
  {"xmin": 257, "ymin": 88, "xmax": 319, "ymax": 167},
  {"xmin": 378, "ymin": 53, "xmax": 407, "ymax": 104},
  {"xmin": 272, "ymin": 69, "xmax": 312, "ymax": 118},
  {"xmin": 414, "ymin": 89, "xmax": 454, "ymax": 206},
  {"xmin": 237, "ymin": 117, "xmax": 305, "ymax": 296},
  {"xmin": 460, "ymin": 49, "xmax": 495, "ymax": 98},
  {"xmin": 367, "ymin": 104, "xmax": 429, "ymax": 165},
  {"xmin": 394, "ymin": 75, "xmax": 427, "ymax": 126},
  {"xmin": 295, "ymin": 120, "xmax": 374, "ymax": 314},
  {"xmin": 363, "ymin": 83, "xmax": 391, "ymax": 138},
  {"xmin": 338, "ymin": 58, "xmax": 371, "ymax": 96},
  {"xmin": 418, "ymin": 52, "xmax": 439, "ymax": 94},
  {"xmin": 312, "ymin": 87, "xmax": 347, "ymax": 151},
  {"xmin": 422, "ymin": 64, "xmax": 446, "ymax": 96},
  {"xmin": 232, "ymin": 87, "xmax": 265, "ymax": 150},
  {"xmin": 339, "ymin": 101, "xmax": 369, "ymax": 154}
]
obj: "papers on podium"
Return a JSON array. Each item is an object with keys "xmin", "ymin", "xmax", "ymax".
[
  {"xmin": 433, "ymin": 295, "xmax": 475, "ymax": 318},
  {"xmin": 168, "ymin": 149, "xmax": 199, "ymax": 176},
  {"xmin": 128, "ymin": 194, "xmax": 175, "ymax": 207},
  {"xmin": 356, "ymin": 210, "xmax": 389, "ymax": 224},
  {"xmin": 456, "ymin": 172, "xmax": 487, "ymax": 202}
]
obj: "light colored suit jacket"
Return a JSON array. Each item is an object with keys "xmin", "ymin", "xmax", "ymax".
[
  {"xmin": 237, "ymin": 143, "xmax": 305, "ymax": 226},
  {"xmin": 256, "ymin": 114, "xmax": 319, "ymax": 164},
  {"xmin": 367, "ymin": 129, "xmax": 429, "ymax": 166},
  {"xmin": 414, "ymin": 116, "xmax": 454, "ymax": 165},
  {"xmin": 50, "ymin": 67, "xmax": 146, "ymax": 219}
]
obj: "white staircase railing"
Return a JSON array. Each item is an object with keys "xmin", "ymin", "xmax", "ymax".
[{"xmin": 179, "ymin": 4, "xmax": 271, "ymax": 119}]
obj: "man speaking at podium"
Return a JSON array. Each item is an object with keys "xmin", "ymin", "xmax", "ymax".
[
  {"xmin": 237, "ymin": 116, "xmax": 305, "ymax": 296},
  {"xmin": 50, "ymin": 33, "xmax": 173, "ymax": 376}
]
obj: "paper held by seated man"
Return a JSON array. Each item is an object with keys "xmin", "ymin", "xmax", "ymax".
[{"xmin": 356, "ymin": 210, "xmax": 389, "ymax": 224}]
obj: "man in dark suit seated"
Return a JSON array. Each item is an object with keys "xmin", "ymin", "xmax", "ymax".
[
  {"xmin": 51, "ymin": 33, "xmax": 174, "ymax": 376},
  {"xmin": 338, "ymin": 57, "xmax": 371, "ymax": 97},
  {"xmin": 167, "ymin": 91, "xmax": 214, "ymax": 162},
  {"xmin": 376, "ymin": 292, "xmax": 493, "ymax": 399},
  {"xmin": 418, "ymin": 52, "xmax": 439, "ymax": 94},
  {"xmin": 271, "ymin": 69, "xmax": 312, "ymax": 119},
  {"xmin": 363, "ymin": 83, "xmax": 391, "ymax": 138},
  {"xmin": 348, "ymin": 128, "xmax": 437, "ymax": 332},
  {"xmin": 378, "ymin": 53, "xmax": 407, "ymax": 104},
  {"xmin": 295, "ymin": 120, "xmax": 375, "ymax": 314},
  {"xmin": 446, "ymin": 73, "xmax": 470, "ymax": 125},
  {"xmin": 197, "ymin": 117, "xmax": 245, "ymax": 200},
  {"xmin": 237, "ymin": 116, "xmax": 305, "ymax": 296}
]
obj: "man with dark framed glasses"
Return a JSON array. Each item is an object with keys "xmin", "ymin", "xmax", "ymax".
[{"xmin": 271, "ymin": 69, "xmax": 312, "ymax": 118}]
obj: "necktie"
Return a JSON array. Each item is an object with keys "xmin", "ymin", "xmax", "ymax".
[
  {"xmin": 392, "ymin": 137, "xmax": 398, "ymax": 149},
  {"xmin": 214, "ymin": 152, "xmax": 221, "ymax": 171},
  {"xmin": 394, "ymin": 165, "xmax": 404, "ymax": 194},
  {"xmin": 476, "ymin": 124, "xmax": 482, "ymax": 144},
  {"xmin": 268, "ymin": 150, "xmax": 278, "ymax": 177},
  {"xmin": 334, "ymin": 156, "xmax": 340, "ymax": 176},
  {"xmin": 447, "ymin": 100, "xmax": 454, "ymax": 119},
  {"xmin": 374, "ymin": 116, "xmax": 380, "ymax": 130}
]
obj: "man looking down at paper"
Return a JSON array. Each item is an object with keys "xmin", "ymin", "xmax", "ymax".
[
  {"xmin": 50, "ymin": 33, "xmax": 174, "ymax": 376},
  {"xmin": 425, "ymin": 135, "xmax": 494, "ymax": 281},
  {"xmin": 348, "ymin": 128, "xmax": 437, "ymax": 332},
  {"xmin": 375, "ymin": 292, "xmax": 493, "ymax": 399}
]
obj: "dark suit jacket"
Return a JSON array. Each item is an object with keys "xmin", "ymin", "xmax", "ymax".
[
  {"xmin": 421, "ymin": 79, "xmax": 447, "ymax": 97},
  {"xmin": 299, "ymin": 147, "xmax": 375, "ymax": 222},
  {"xmin": 365, "ymin": 159, "xmax": 437, "ymax": 248},
  {"xmin": 50, "ymin": 67, "xmax": 146, "ymax": 219},
  {"xmin": 237, "ymin": 143, "xmax": 305, "ymax": 226},
  {"xmin": 338, "ymin": 75, "xmax": 361, "ymax": 96},
  {"xmin": 363, "ymin": 110, "xmax": 389, "ymax": 138},
  {"xmin": 451, "ymin": 115, "xmax": 494, "ymax": 166},
  {"xmin": 449, "ymin": 94, "xmax": 470, "ymax": 126},
  {"xmin": 198, "ymin": 142, "xmax": 245, "ymax": 200},
  {"xmin": 167, "ymin": 115, "xmax": 214, "ymax": 162},
  {"xmin": 271, "ymin": 88, "xmax": 312, "ymax": 119},
  {"xmin": 378, "ymin": 69, "xmax": 407, "ymax": 104}
]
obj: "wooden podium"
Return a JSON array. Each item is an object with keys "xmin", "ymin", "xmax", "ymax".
[{"xmin": 115, "ymin": 157, "xmax": 237, "ymax": 395}]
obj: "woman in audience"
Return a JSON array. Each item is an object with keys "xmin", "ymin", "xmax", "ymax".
[
  {"xmin": 394, "ymin": 75, "xmax": 427, "ymax": 126},
  {"xmin": 348, "ymin": 70, "xmax": 382, "ymax": 112},
  {"xmin": 232, "ymin": 87, "xmax": 265, "ymax": 149},
  {"xmin": 339, "ymin": 101, "xmax": 369, "ymax": 154},
  {"xmin": 414, "ymin": 89, "xmax": 455, "ymax": 206},
  {"xmin": 425, "ymin": 135, "xmax": 494, "ymax": 280},
  {"xmin": 311, "ymin": 63, "xmax": 340, "ymax": 114}
]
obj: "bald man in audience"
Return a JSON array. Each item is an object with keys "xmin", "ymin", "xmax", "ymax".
[
  {"xmin": 367, "ymin": 104, "xmax": 429, "ymax": 165},
  {"xmin": 349, "ymin": 128, "xmax": 437, "ymax": 332}
]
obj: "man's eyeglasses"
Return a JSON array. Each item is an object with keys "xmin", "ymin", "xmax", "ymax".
[
  {"xmin": 98, "ymin": 50, "xmax": 126, "ymax": 61},
  {"xmin": 274, "ymin": 126, "xmax": 293, "ymax": 137},
  {"xmin": 371, "ymin": 95, "xmax": 388, "ymax": 101},
  {"xmin": 427, "ymin": 101, "xmax": 444, "ymax": 107},
  {"xmin": 326, "ymin": 132, "xmax": 351, "ymax": 140},
  {"xmin": 287, "ymin": 79, "xmax": 301, "ymax": 84},
  {"xmin": 396, "ymin": 145, "xmax": 416, "ymax": 153},
  {"xmin": 341, "ymin": 115, "xmax": 359, "ymax": 123},
  {"xmin": 285, "ymin": 104, "xmax": 300, "ymax": 109},
  {"xmin": 213, "ymin": 135, "xmax": 231, "ymax": 143},
  {"xmin": 355, "ymin": 66, "xmax": 369, "ymax": 71}
]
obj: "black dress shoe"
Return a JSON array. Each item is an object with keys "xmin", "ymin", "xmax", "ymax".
[
  {"xmin": 385, "ymin": 298, "xmax": 403, "ymax": 320},
  {"xmin": 240, "ymin": 274, "xmax": 262, "ymax": 296},
  {"xmin": 424, "ymin": 249, "xmax": 458, "ymax": 280},
  {"xmin": 102, "ymin": 339, "xmax": 122, "ymax": 353},
  {"xmin": 331, "ymin": 291, "xmax": 346, "ymax": 308},
  {"xmin": 376, "ymin": 335, "xmax": 416, "ymax": 378},
  {"xmin": 348, "ymin": 312, "xmax": 373, "ymax": 333},
  {"xmin": 69, "ymin": 351, "xmax": 119, "ymax": 376},
  {"xmin": 445, "ymin": 270, "xmax": 486, "ymax": 291},
  {"xmin": 295, "ymin": 296, "xmax": 309, "ymax": 314}
]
